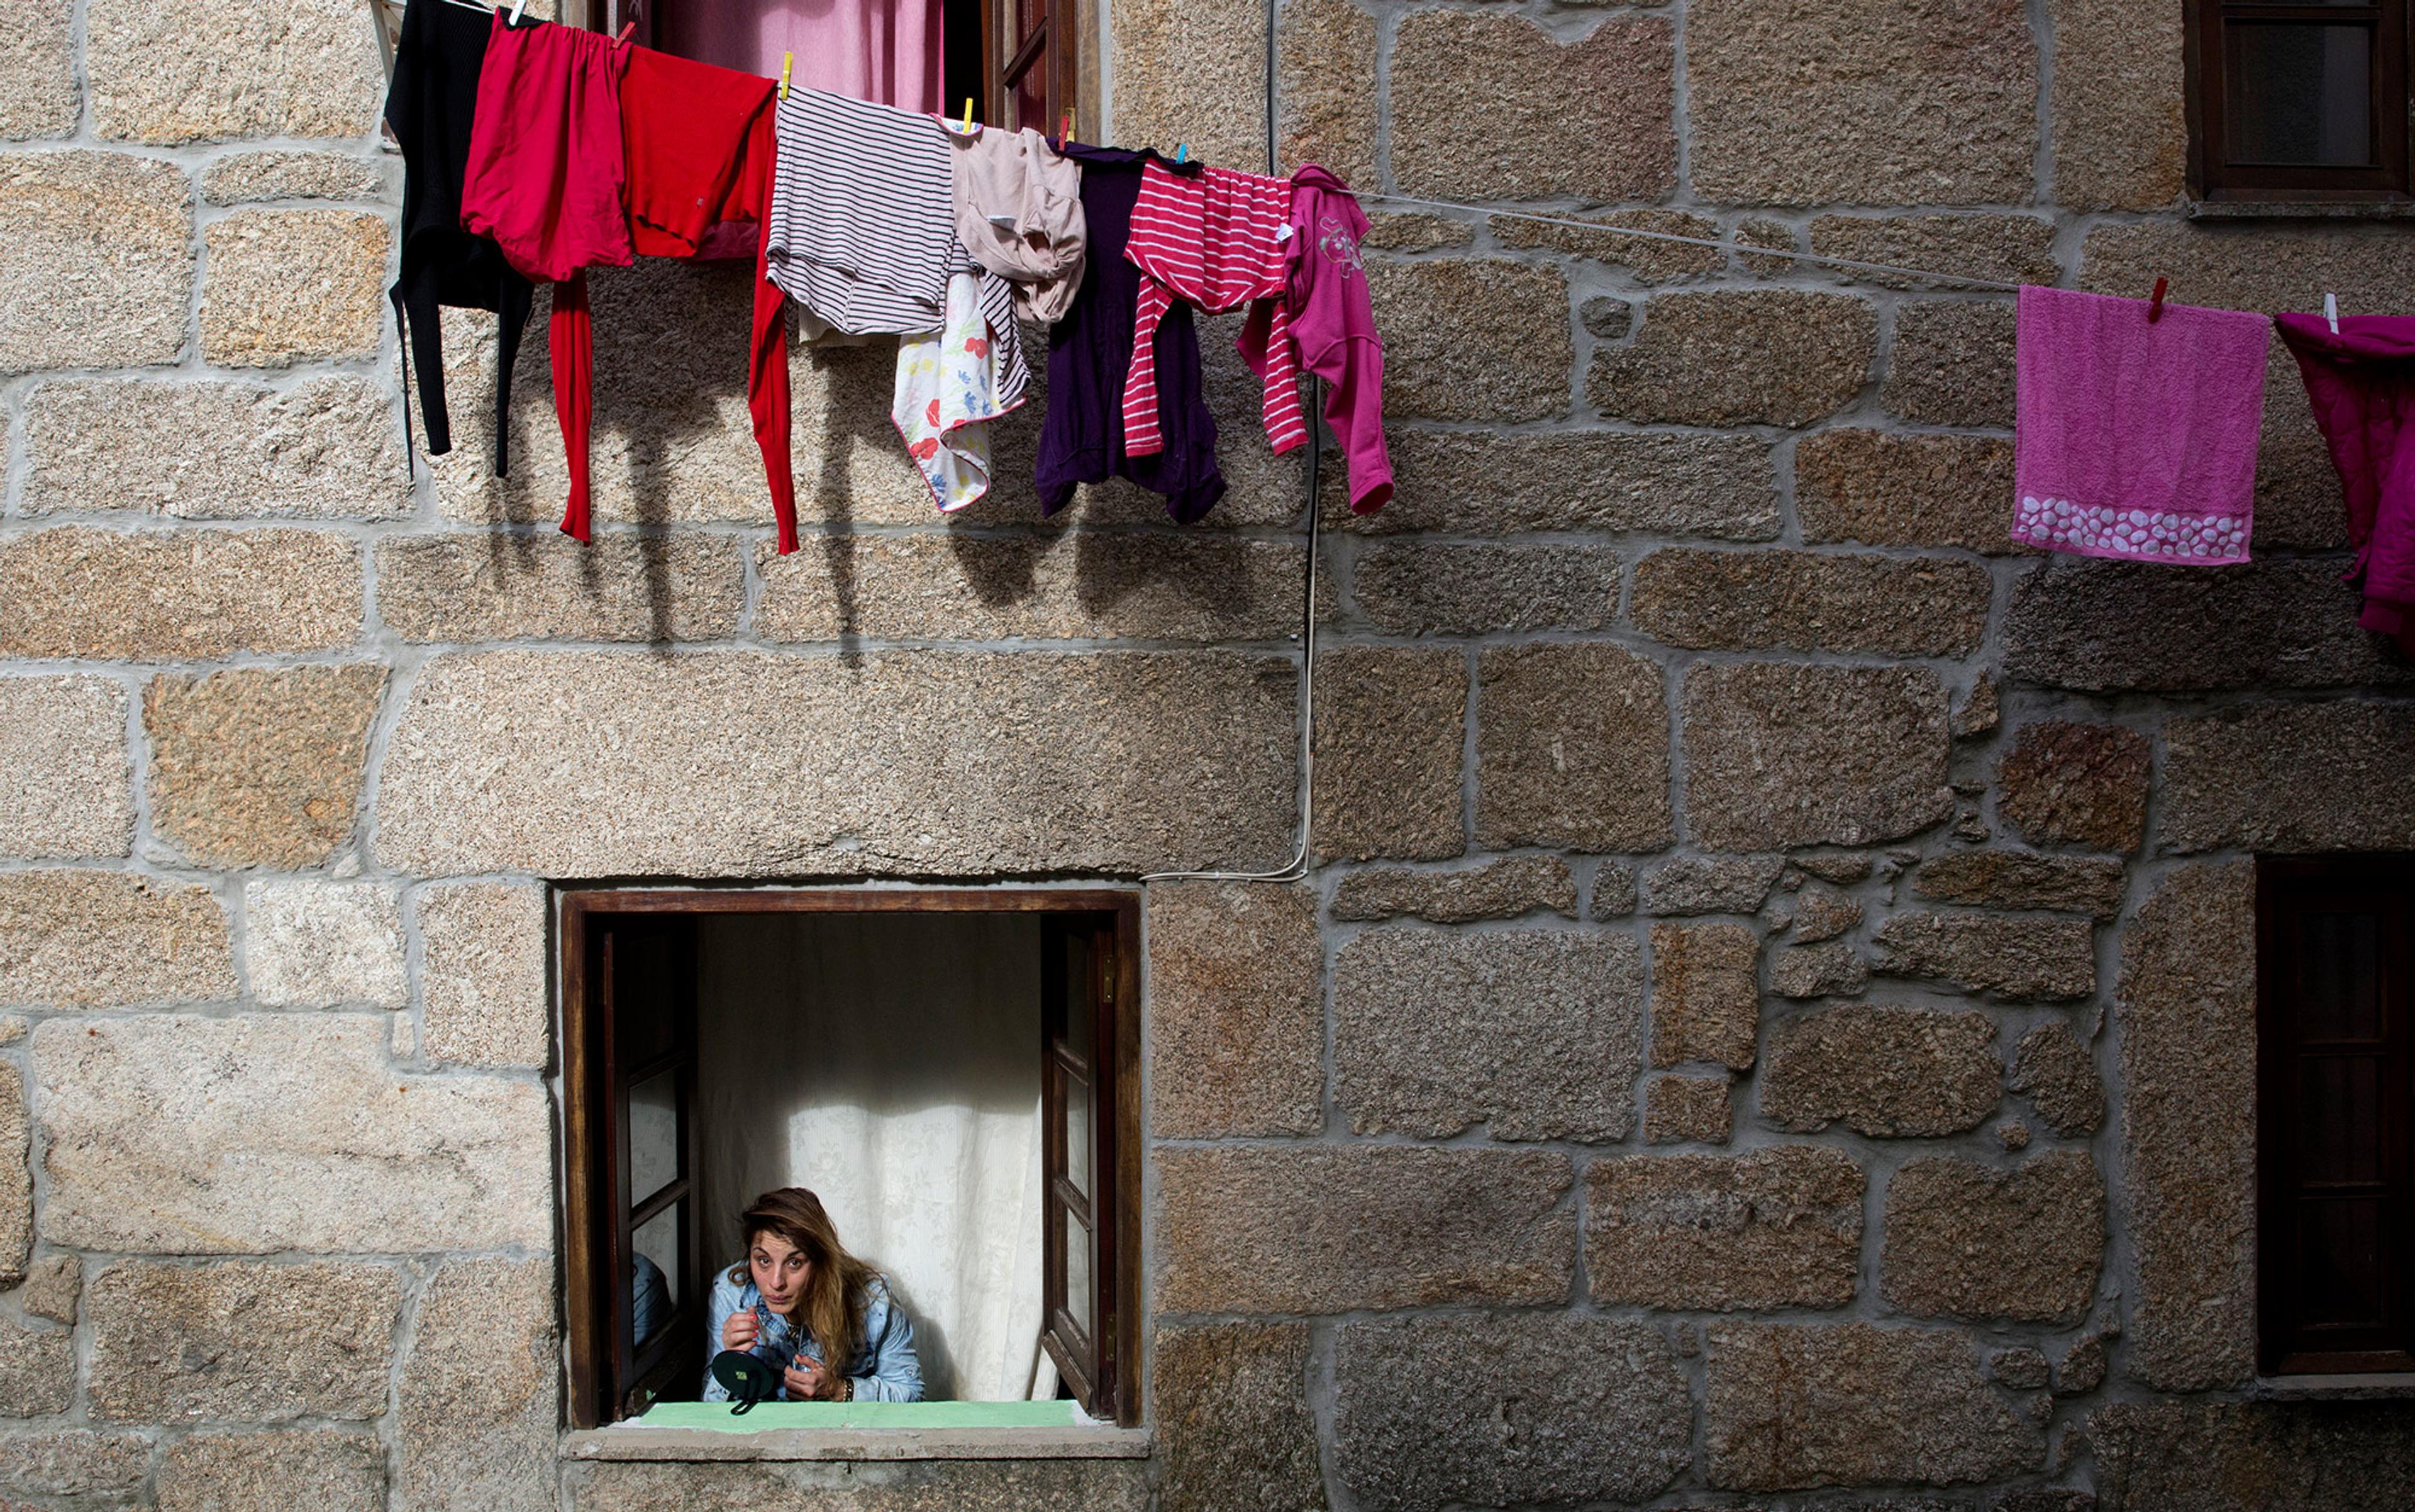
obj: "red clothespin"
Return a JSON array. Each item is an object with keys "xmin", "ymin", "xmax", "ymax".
[
  {"xmin": 1060, "ymin": 107, "xmax": 1076, "ymax": 143},
  {"xmin": 2147, "ymin": 277, "xmax": 2168, "ymax": 324}
]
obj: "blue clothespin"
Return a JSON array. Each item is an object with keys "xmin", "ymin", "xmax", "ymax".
[{"xmin": 1175, "ymin": 143, "xmax": 1189, "ymax": 164}]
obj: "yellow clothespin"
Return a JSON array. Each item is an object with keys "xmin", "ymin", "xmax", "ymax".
[
  {"xmin": 961, "ymin": 97, "xmax": 976, "ymax": 134},
  {"xmin": 779, "ymin": 52, "xmax": 792, "ymax": 101}
]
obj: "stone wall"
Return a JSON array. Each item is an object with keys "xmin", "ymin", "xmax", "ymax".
[{"xmin": 1, "ymin": 0, "xmax": 2412, "ymax": 1508}]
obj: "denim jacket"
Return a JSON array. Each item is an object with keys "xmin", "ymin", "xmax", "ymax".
[{"xmin": 702, "ymin": 1269, "xmax": 924, "ymax": 1403}]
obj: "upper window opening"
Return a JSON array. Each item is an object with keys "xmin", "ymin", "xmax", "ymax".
[
  {"xmin": 560, "ymin": 888, "xmax": 1138, "ymax": 1430},
  {"xmin": 2189, "ymin": 0, "xmax": 2413, "ymax": 200},
  {"xmin": 599, "ymin": 0, "xmax": 1079, "ymax": 134},
  {"xmin": 2256, "ymin": 856, "xmax": 2415, "ymax": 1375}
]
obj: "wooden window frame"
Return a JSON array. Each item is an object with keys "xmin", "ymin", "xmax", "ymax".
[
  {"xmin": 983, "ymin": 0, "xmax": 1080, "ymax": 135},
  {"xmin": 564, "ymin": 912, "xmax": 704, "ymax": 1424},
  {"xmin": 2187, "ymin": 0, "xmax": 2414, "ymax": 201},
  {"xmin": 2255, "ymin": 855, "xmax": 2415, "ymax": 1376},
  {"xmin": 559, "ymin": 886, "xmax": 1143, "ymax": 1430}
]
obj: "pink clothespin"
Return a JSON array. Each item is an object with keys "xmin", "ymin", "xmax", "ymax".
[{"xmin": 2146, "ymin": 277, "xmax": 2168, "ymax": 325}]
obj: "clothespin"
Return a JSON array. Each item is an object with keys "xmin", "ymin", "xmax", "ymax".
[
  {"xmin": 1175, "ymin": 143, "xmax": 1189, "ymax": 164},
  {"xmin": 508, "ymin": 0, "xmax": 526, "ymax": 24},
  {"xmin": 2326, "ymin": 292, "xmax": 2341, "ymax": 335},
  {"xmin": 961, "ymin": 97, "xmax": 976, "ymax": 133},
  {"xmin": 779, "ymin": 52, "xmax": 792, "ymax": 101},
  {"xmin": 1060, "ymin": 107, "xmax": 1076, "ymax": 143},
  {"xmin": 2146, "ymin": 276, "xmax": 2167, "ymax": 325}
]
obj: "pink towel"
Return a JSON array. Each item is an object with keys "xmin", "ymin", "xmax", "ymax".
[{"xmin": 2012, "ymin": 285, "xmax": 2271, "ymax": 564}]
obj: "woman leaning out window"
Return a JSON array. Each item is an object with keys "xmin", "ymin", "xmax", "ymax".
[{"xmin": 703, "ymin": 1187, "xmax": 926, "ymax": 1403}]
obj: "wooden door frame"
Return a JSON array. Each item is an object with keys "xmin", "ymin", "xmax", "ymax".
[{"xmin": 558, "ymin": 884, "xmax": 1145, "ymax": 1428}]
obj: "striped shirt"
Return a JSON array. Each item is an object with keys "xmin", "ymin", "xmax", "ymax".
[
  {"xmin": 1122, "ymin": 162, "xmax": 1304, "ymax": 457},
  {"xmin": 766, "ymin": 86, "xmax": 1026, "ymax": 403}
]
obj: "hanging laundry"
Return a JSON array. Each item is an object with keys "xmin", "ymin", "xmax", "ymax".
[
  {"xmin": 1035, "ymin": 145, "xmax": 1224, "ymax": 523},
  {"xmin": 765, "ymin": 86, "xmax": 1021, "ymax": 367},
  {"xmin": 1123, "ymin": 162, "xmax": 1306, "ymax": 459},
  {"xmin": 459, "ymin": 12, "xmax": 634, "ymax": 284},
  {"xmin": 949, "ymin": 126, "xmax": 1085, "ymax": 324},
  {"xmin": 571, "ymin": 43, "xmax": 794, "ymax": 550},
  {"xmin": 2011, "ymin": 286, "xmax": 2268, "ymax": 564},
  {"xmin": 657, "ymin": 0, "xmax": 940, "ymax": 115},
  {"xmin": 1277, "ymin": 164, "xmax": 1391, "ymax": 514},
  {"xmin": 2276, "ymin": 314, "xmax": 2415, "ymax": 656},
  {"xmin": 383, "ymin": 0, "xmax": 534, "ymax": 475},
  {"xmin": 767, "ymin": 86, "xmax": 1027, "ymax": 506},
  {"xmin": 458, "ymin": 19, "xmax": 797, "ymax": 552},
  {"xmin": 894, "ymin": 272, "xmax": 1024, "ymax": 511}
]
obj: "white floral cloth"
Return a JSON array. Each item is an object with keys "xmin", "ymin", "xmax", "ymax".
[{"xmin": 892, "ymin": 272, "xmax": 1021, "ymax": 511}]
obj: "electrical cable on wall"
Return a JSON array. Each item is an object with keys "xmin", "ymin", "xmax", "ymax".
[
  {"xmin": 1140, "ymin": 0, "xmax": 1321, "ymax": 886},
  {"xmin": 1135, "ymin": 0, "xmax": 2058, "ymax": 889}
]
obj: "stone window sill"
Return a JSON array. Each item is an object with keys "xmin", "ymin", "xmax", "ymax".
[
  {"xmin": 559, "ymin": 1425, "xmax": 1154, "ymax": 1462},
  {"xmin": 2186, "ymin": 198, "xmax": 2415, "ymax": 221},
  {"xmin": 2250, "ymin": 1373, "xmax": 2415, "ymax": 1401}
]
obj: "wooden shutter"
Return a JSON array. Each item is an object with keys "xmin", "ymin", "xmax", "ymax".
[
  {"xmin": 2257, "ymin": 858, "xmax": 2415, "ymax": 1374},
  {"xmin": 1040, "ymin": 912, "xmax": 1125, "ymax": 1419},
  {"xmin": 565, "ymin": 911, "xmax": 704, "ymax": 1426},
  {"xmin": 987, "ymin": 0, "xmax": 1077, "ymax": 133}
]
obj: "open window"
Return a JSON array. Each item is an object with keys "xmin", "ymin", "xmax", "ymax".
[
  {"xmin": 559, "ymin": 889, "xmax": 1140, "ymax": 1428},
  {"xmin": 574, "ymin": 0, "xmax": 1083, "ymax": 133},
  {"xmin": 2257, "ymin": 856, "xmax": 2415, "ymax": 1374},
  {"xmin": 2188, "ymin": 0, "xmax": 2413, "ymax": 201}
]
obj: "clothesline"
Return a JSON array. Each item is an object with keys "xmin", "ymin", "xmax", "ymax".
[{"xmin": 1355, "ymin": 191, "xmax": 2029, "ymax": 293}]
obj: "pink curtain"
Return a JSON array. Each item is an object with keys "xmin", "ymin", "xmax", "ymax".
[{"xmin": 659, "ymin": 0, "xmax": 941, "ymax": 114}]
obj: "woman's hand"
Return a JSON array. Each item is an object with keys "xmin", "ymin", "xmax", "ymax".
[
  {"xmin": 783, "ymin": 1353, "xmax": 842, "ymax": 1401},
  {"xmin": 721, "ymin": 1311, "xmax": 760, "ymax": 1352}
]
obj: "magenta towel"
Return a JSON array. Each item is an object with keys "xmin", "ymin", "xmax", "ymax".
[
  {"xmin": 2012, "ymin": 285, "xmax": 2271, "ymax": 563},
  {"xmin": 2275, "ymin": 313, "xmax": 2415, "ymax": 655}
]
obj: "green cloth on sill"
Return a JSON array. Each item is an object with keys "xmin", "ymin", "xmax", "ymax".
[{"xmin": 636, "ymin": 1399, "xmax": 1084, "ymax": 1431}]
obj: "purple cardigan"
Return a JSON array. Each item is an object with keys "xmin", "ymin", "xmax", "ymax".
[{"xmin": 2277, "ymin": 313, "xmax": 2415, "ymax": 656}]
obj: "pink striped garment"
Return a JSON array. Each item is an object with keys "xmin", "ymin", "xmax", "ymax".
[{"xmin": 1122, "ymin": 161, "xmax": 1305, "ymax": 457}]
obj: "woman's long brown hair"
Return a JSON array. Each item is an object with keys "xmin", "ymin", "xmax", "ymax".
[{"xmin": 730, "ymin": 1187, "xmax": 880, "ymax": 1373}]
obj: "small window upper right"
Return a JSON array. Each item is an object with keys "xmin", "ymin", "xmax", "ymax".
[{"xmin": 2188, "ymin": 0, "xmax": 2414, "ymax": 203}]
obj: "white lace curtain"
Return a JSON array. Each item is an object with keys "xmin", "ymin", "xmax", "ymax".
[{"xmin": 695, "ymin": 911, "xmax": 1055, "ymax": 1402}]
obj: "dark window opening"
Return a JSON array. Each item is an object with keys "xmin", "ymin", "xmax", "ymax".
[
  {"xmin": 580, "ymin": 0, "xmax": 1080, "ymax": 133},
  {"xmin": 2189, "ymin": 0, "xmax": 2412, "ymax": 200},
  {"xmin": 2257, "ymin": 856, "xmax": 2415, "ymax": 1374},
  {"xmin": 560, "ymin": 889, "xmax": 1140, "ymax": 1429}
]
